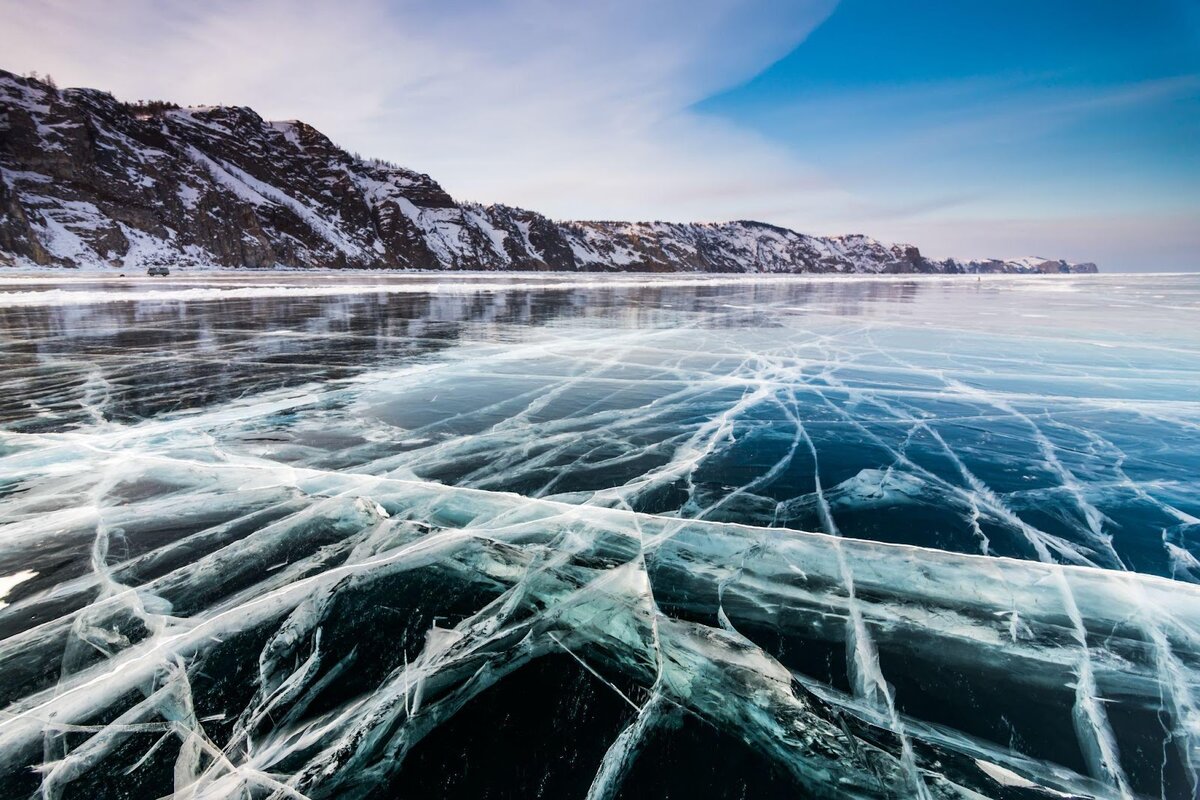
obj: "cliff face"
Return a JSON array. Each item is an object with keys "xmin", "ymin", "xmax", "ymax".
[{"xmin": 0, "ymin": 71, "xmax": 1098, "ymax": 274}]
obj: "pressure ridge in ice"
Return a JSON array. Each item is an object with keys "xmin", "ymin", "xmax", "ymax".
[{"xmin": 0, "ymin": 273, "xmax": 1198, "ymax": 799}]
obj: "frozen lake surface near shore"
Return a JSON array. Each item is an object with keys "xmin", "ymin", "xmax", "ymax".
[{"xmin": 0, "ymin": 272, "xmax": 1198, "ymax": 798}]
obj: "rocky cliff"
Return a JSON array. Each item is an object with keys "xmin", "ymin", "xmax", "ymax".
[{"xmin": 0, "ymin": 70, "xmax": 1098, "ymax": 274}]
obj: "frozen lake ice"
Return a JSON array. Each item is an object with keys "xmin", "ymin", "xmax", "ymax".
[{"xmin": 0, "ymin": 272, "xmax": 1197, "ymax": 798}]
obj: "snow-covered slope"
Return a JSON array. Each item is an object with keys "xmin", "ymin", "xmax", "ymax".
[{"xmin": 0, "ymin": 70, "xmax": 1099, "ymax": 274}]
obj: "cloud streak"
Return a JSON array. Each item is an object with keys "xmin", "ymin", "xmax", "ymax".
[{"xmin": 0, "ymin": 0, "xmax": 846, "ymax": 222}]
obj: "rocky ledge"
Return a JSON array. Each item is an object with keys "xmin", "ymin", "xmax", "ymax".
[{"xmin": 0, "ymin": 70, "xmax": 1097, "ymax": 274}]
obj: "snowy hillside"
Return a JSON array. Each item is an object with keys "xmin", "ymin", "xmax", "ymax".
[{"xmin": 0, "ymin": 70, "xmax": 1098, "ymax": 274}]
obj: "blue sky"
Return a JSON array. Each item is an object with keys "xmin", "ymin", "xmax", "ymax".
[
  {"xmin": 694, "ymin": 0, "xmax": 1200, "ymax": 269},
  {"xmin": 1, "ymin": 0, "xmax": 1197, "ymax": 270},
  {"xmin": 700, "ymin": 0, "xmax": 1200, "ymax": 212}
]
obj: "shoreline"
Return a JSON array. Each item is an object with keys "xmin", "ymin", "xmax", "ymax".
[{"xmin": 11, "ymin": 269, "xmax": 1197, "ymax": 284}]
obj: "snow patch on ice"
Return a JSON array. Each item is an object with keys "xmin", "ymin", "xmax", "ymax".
[{"xmin": 0, "ymin": 570, "xmax": 37, "ymax": 610}]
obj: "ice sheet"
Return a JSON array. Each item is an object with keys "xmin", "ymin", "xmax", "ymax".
[{"xmin": 0, "ymin": 273, "xmax": 1197, "ymax": 798}]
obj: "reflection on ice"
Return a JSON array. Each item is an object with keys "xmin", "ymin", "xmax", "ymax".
[{"xmin": 0, "ymin": 274, "xmax": 1198, "ymax": 798}]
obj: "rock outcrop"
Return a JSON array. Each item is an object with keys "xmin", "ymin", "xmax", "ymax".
[{"xmin": 0, "ymin": 70, "xmax": 1098, "ymax": 274}]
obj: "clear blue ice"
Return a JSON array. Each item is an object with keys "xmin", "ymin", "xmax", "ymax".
[{"xmin": 0, "ymin": 272, "xmax": 1197, "ymax": 799}]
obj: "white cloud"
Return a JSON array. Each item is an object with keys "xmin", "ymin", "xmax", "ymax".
[{"xmin": 0, "ymin": 0, "xmax": 848, "ymax": 223}]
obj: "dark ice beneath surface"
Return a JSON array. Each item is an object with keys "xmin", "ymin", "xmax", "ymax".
[{"xmin": 0, "ymin": 272, "xmax": 1198, "ymax": 799}]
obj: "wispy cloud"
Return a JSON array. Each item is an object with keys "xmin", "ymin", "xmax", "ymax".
[{"xmin": 0, "ymin": 0, "xmax": 844, "ymax": 222}]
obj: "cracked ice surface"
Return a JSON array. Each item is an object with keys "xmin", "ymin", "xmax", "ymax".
[{"xmin": 0, "ymin": 272, "xmax": 1198, "ymax": 799}]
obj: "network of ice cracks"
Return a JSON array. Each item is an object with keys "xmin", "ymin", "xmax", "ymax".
[{"xmin": 0, "ymin": 278, "xmax": 1198, "ymax": 800}]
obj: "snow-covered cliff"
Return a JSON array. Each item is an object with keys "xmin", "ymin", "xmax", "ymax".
[{"xmin": 0, "ymin": 71, "xmax": 1098, "ymax": 274}]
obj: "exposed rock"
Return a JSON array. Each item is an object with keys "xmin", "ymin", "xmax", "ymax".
[{"xmin": 0, "ymin": 70, "xmax": 1099, "ymax": 274}]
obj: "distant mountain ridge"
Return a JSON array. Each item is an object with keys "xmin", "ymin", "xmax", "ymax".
[{"xmin": 0, "ymin": 70, "xmax": 1098, "ymax": 274}]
